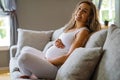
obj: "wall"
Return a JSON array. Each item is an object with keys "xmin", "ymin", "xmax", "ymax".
[
  {"xmin": 0, "ymin": 0, "xmax": 80, "ymax": 67},
  {"xmin": 17, "ymin": 0, "xmax": 80, "ymax": 30},
  {"xmin": 0, "ymin": 50, "xmax": 9, "ymax": 67}
]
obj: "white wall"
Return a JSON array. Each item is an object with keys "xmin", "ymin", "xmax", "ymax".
[{"xmin": 17, "ymin": 0, "xmax": 80, "ymax": 30}]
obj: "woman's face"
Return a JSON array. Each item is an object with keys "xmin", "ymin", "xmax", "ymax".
[{"xmin": 75, "ymin": 3, "xmax": 91, "ymax": 23}]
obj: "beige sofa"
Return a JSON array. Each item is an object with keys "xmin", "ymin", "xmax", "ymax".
[{"xmin": 9, "ymin": 24, "xmax": 120, "ymax": 80}]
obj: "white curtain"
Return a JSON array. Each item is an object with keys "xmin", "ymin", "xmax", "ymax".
[{"xmin": 115, "ymin": 0, "xmax": 120, "ymax": 27}]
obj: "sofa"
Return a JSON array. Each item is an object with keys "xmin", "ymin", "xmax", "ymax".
[{"xmin": 9, "ymin": 24, "xmax": 120, "ymax": 80}]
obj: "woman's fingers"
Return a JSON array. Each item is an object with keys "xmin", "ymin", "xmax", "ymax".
[{"xmin": 55, "ymin": 39, "xmax": 65, "ymax": 48}]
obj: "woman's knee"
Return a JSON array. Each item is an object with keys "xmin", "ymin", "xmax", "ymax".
[{"xmin": 17, "ymin": 52, "xmax": 31, "ymax": 66}]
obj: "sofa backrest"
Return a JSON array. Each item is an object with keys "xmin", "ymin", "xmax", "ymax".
[{"xmin": 92, "ymin": 25, "xmax": 120, "ymax": 80}]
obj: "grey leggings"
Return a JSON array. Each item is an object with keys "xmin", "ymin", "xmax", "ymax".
[{"xmin": 17, "ymin": 46, "xmax": 58, "ymax": 79}]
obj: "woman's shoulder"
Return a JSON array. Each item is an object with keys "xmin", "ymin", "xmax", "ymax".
[
  {"xmin": 81, "ymin": 27, "xmax": 90, "ymax": 31},
  {"xmin": 74, "ymin": 27, "xmax": 90, "ymax": 38},
  {"xmin": 77, "ymin": 27, "xmax": 90, "ymax": 33}
]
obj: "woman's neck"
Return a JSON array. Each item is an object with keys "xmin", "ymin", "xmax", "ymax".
[{"xmin": 75, "ymin": 21, "xmax": 86, "ymax": 29}]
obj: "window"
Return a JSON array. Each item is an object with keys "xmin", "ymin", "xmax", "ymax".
[
  {"xmin": 100, "ymin": 0, "xmax": 115, "ymax": 25},
  {"xmin": 0, "ymin": 10, "xmax": 10, "ymax": 48},
  {"xmin": 93, "ymin": 0, "xmax": 115, "ymax": 26}
]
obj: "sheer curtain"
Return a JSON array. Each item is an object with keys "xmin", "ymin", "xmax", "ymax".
[
  {"xmin": 0, "ymin": 0, "xmax": 18, "ymax": 46},
  {"xmin": 115, "ymin": 0, "xmax": 120, "ymax": 27}
]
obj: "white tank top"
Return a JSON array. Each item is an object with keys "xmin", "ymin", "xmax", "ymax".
[
  {"xmin": 45, "ymin": 27, "xmax": 89, "ymax": 59},
  {"xmin": 59, "ymin": 28, "xmax": 83, "ymax": 50}
]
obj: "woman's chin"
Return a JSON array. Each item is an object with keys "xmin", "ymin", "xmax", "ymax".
[
  {"xmin": 75, "ymin": 18, "xmax": 81, "ymax": 22},
  {"xmin": 75, "ymin": 17, "xmax": 81, "ymax": 21}
]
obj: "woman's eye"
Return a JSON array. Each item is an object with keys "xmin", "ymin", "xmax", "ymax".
[
  {"xmin": 78, "ymin": 8, "xmax": 87, "ymax": 13},
  {"xmin": 78, "ymin": 8, "xmax": 81, "ymax": 10}
]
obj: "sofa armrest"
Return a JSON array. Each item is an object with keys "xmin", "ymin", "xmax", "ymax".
[{"xmin": 10, "ymin": 45, "xmax": 17, "ymax": 59}]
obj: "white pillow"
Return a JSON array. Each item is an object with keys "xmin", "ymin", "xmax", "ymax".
[
  {"xmin": 15, "ymin": 28, "xmax": 53, "ymax": 57},
  {"xmin": 85, "ymin": 29, "xmax": 107, "ymax": 48},
  {"xmin": 56, "ymin": 47, "xmax": 103, "ymax": 80}
]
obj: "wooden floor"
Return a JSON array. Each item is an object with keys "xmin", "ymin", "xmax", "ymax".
[
  {"xmin": 0, "ymin": 69, "xmax": 9, "ymax": 74},
  {"xmin": 0, "ymin": 69, "xmax": 10, "ymax": 80}
]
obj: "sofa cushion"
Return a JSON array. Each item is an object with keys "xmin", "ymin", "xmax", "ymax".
[
  {"xmin": 56, "ymin": 47, "xmax": 103, "ymax": 80},
  {"xmin": 92, "ymin": 25, "xmax": 120, "ymax": 80},
  {"xmin": 85, "ymin": 29, "xmax": 107, "ymax": 48},
  {"xmin": 15, "ymin": 28, "xmax": 53, "ymax": 57}
]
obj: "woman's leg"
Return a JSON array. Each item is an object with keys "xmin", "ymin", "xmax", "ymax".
[
  {"xmin": 17, "ymin": 46, "xmax": 58, "ymax": 79},
  {"xmin": 20, "ymin": 46, "xmax": 45, "ymax": 58}
]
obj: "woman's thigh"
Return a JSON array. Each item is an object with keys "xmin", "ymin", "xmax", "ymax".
[
  {"xmin": 18, "ymin": 48, "xmax": 58, "ymax": 79},
  {"xmin": 20, "ymin": 46, "xmax": 45, "ymax": 59}
]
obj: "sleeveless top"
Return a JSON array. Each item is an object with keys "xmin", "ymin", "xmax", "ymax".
[{"xmin": 45, "ymin": 27, "xmax": 89, "ymax": 59}]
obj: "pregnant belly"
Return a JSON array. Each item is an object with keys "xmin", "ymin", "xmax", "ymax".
[{"xmin": 45, "ymin": 46, "xmax": 68, "ymax": 59}]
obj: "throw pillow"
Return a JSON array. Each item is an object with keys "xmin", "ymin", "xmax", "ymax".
[
  {"xmin": 15, "ymin": 28, "xmax": 53, "ymax": 57},
  {"xmin": 92, "ymin": 24, "xmax": 120, "ymax": 80},
  {"xmin": 56, "ymin": 47, "xmax": 103, "ymax": 80},
  {"xmin": 85, "ymin": 29, "xmax": 107, "ymax": 48}
]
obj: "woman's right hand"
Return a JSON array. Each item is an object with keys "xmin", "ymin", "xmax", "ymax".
[{"xmin": 55, "ymin": 39, "xmax": 65, "ymax": 49}]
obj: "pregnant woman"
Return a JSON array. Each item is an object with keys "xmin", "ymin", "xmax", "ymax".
[{"xmin": 17, "ymin": 0, "xmax": 101, "ymax": 79}]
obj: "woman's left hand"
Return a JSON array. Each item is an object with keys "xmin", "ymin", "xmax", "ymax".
[{"xmin": 55, "ymin": 39, "xmax": 65, "ymax": 49}]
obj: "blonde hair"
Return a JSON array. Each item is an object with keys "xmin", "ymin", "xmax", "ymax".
[{"xmin": 64, "ymin": 0, "xmax": 101, "ymax": 32}]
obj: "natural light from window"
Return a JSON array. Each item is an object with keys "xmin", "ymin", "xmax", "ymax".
[
  {"xmin": 100, "ymin": 0, "xmax": 115, "ymax": 25},
  {"xmin": 93, "ymin": 0, "xmax": 115, "ymax": 27},
  {"xmin": 0, "ymin": 15, "xmax": 10, "ymax": 47}
]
